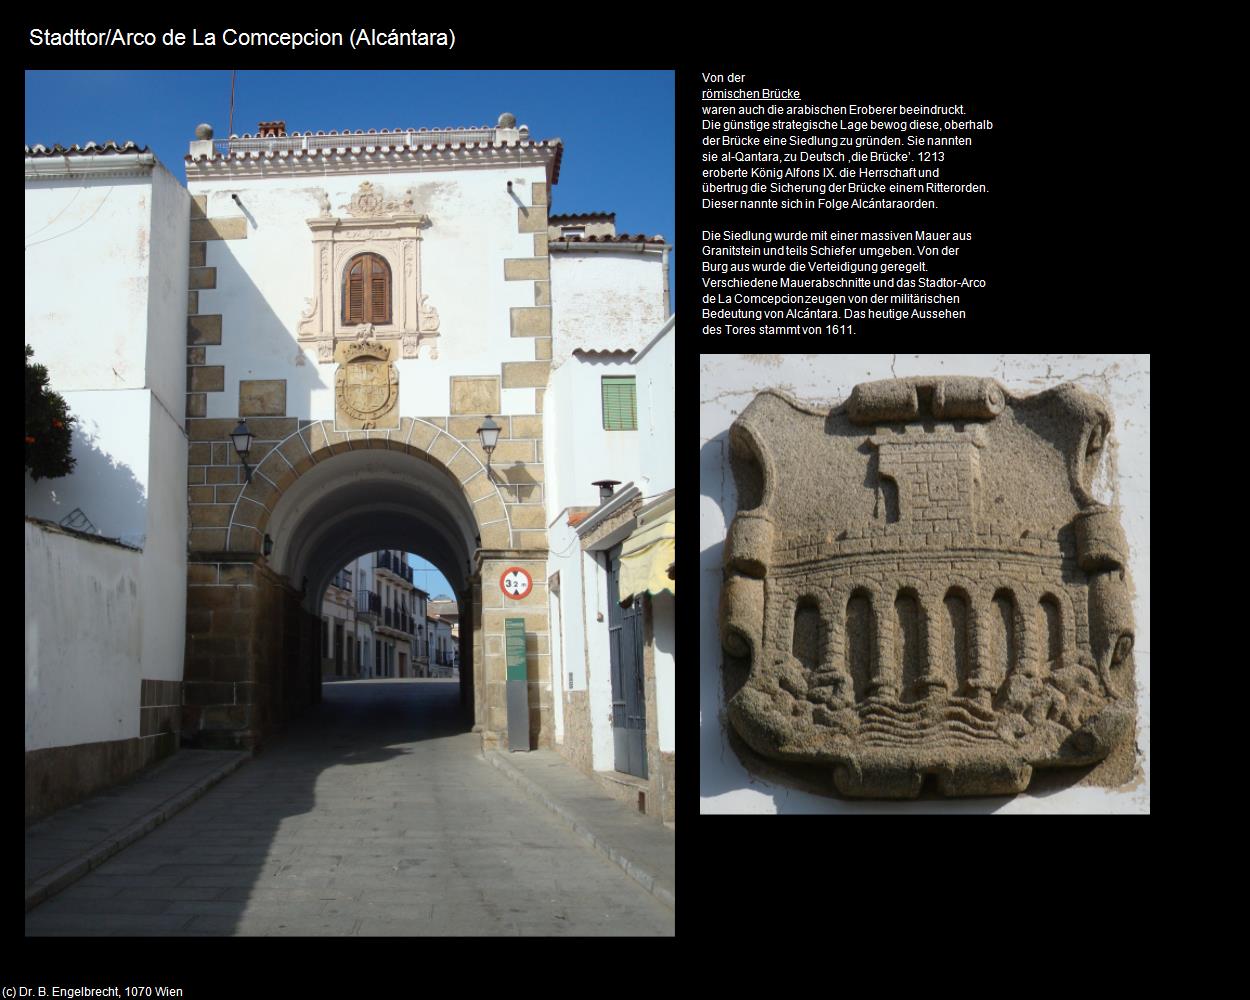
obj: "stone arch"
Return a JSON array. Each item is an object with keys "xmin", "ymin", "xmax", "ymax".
[
  {"xmin": 1037, "ymin": 592, "xmax": 1062, "ymax": 668},
  {"xmin": 986, "ymin": 584, "xmax": 1024, "ymax": 689},
  {"xmin": 843, "ymin": 586, "xmax": 874, "ymax": 702},
  {"xmin": 942, "ymin": 585, "xmax": 974, "ymax": 695},
  {"xmin": 1037, "ymin": 589, "xmax": 1077, "ymax": 664},
  {"xmin": 223, "ymin": 418, "xmax": 515, "ymax": 556},
  {"xmin": 183, "ymin": 417, "xmax": 550, "ymax": 754},
  {"xmin": 790, "ymin": 595, "xmax": 823, "ymax": 672},
  {"xmin": 945, "ymin": 574, "xmax": 989, "ymax": 700}
]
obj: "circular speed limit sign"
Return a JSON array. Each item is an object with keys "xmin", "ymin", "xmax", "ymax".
[{"xmin": 500, "ymin": 566, "xmax": 533, "ymax": 600}]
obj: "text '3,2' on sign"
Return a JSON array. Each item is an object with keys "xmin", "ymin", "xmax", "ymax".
[{"xmin": 500, "ymin": 567, "xmax": 533, "ymax": 600}]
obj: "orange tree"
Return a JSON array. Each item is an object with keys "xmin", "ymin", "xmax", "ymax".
[{"xmin": 25, "ymin": 344, "xmax": 75, "ymax": 480}]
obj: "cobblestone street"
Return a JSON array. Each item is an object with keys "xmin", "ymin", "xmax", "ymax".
[{"xmin": 25, "ymin": 680, "xmax": 674, "ymax": 936}]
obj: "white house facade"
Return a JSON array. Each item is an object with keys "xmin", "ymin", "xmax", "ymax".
[{"xmin": 543, "ymin": 217, "xmax": 675, "ymax": 823}]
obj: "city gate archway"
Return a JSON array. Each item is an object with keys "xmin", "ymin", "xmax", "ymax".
[
  {"xmin": 182, "ymin": 418, "xmax": 552, "ymax": 751},
  {"xmin": 178, "ymin": 121, "xmax": 561, "ymax": 760}
]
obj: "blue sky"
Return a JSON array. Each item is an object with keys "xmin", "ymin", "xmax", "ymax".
[
  {"xmin": 408, "ymin": 555, "xmax": 453, "ymax": 602},
  {"xmin": 25, "ymin": 70, "xmax": 674, "ymax": 241}
]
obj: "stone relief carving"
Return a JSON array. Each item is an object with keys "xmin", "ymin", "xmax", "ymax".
[
  {"xmin": 339, "ymin": 182, "xmax": 430, "ymax": 224},
  {"xmin": 419, "ymin": 295, "xmax": 440, "ymax": 333},
  {"xmin": 720, "ymin": 377, "xmax": 1136, "ymax": 799},
  {"xmin": 340, "ymin": 182, "xmax": 390, "ymax": 218},
  {"xmin": 334, "ymin": 339, "xmax": 399, "ymax": 430}
]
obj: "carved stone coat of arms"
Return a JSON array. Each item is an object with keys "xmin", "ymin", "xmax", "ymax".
[
  {"xmin": 720, "ymin": 377, "xmax": 1136, "ymax": 798},
  {"xmin": 334, "ymin": 341, "xmax": 399, "ymax": 430}
]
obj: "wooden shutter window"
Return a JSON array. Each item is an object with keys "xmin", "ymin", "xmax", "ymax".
[
  {"xmin": 346, "ymin": 259, "xmax": 365, "ymax": 324},
  {"xmin": 343, "ymin": 253, "xmax": 391, "ymax": 325},
  {"xmin": 602, "ymin": 376, "xmax": 637, "ymax": 431},
  {"xmin": 371, "ymin": 267, "xmax": 389, "ymax": 323}
]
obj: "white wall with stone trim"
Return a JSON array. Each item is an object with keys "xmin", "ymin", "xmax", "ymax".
[
  {"xmin": 700, "ymin": 353, "xmax": 1150, "ymax": 815},
  {"xmin": 188, "ymin": 165, "xmax": 551, "ymax": 422}
]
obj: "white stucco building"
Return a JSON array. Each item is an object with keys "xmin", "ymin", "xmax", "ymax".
[
  {"xmin": 318, "ymin": 551, "xmax": 427, "ymax": 680},
  {"xmin": 24, "ymin": 142, "xmax": 190, "ymax": 821},
  {"xmin": 543, "ymin": 217, "xmax": 675, "ymax": 823}
]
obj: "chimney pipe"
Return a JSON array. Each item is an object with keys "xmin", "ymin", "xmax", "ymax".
[{"xmin": 592, "ymin": 479, "xmax": 621, "ymax": 503}]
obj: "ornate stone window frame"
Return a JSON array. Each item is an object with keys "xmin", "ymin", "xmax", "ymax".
[
  {"xmin": 342, "ymin": 251, "xmax": 393, "ymax": 326},
  {"xmin": 298, "ymin": 182, "xmax": 441, "ymax": 361}
]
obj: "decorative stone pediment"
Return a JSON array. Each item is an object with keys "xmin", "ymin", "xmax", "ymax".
[
  {"xmin": 720, "ymin": 377, "xmax": 1136, "ymax": 799},
  {"xmin": 299, "ymin": 183, "xmax": 440, "ymax": 362},
  {"xmin": 339, "ymin": 181, "xmax": 429, "ymax": 220}
]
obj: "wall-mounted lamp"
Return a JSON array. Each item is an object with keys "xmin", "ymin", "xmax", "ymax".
[
  {"xmin": 230, "ymin": 419, "xmax": 254, "ymax": 483},
  {"xmin": 477, "ymin": 415, "xmax": 501, "ymax": 480},
  {"xmin": 263, "ymin": 534, "xmax": 273, "ymax": 557},
  {"xmin": 231, "ymin": 193, "xmax": 242, "ymax": 204},
  {"xmin": 506, "ymin": 181, "xmax": 513, "ymax": 192}
]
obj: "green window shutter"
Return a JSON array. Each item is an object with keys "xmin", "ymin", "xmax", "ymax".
[{"xmin": 602, "ymin": 376, "xmax": 637, "ymax": 431}]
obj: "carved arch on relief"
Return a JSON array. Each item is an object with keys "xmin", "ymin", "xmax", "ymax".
[{"xmin": 332, "ymin": 242, "xmax": 403, "ymax": 333}]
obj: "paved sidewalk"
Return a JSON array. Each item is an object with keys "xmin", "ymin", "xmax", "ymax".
[
  {"xmin": 25, "ymin": 749, "xmax": 249, "ymax": 911},
  {"xmin": 487, "ymin": 749, "xmax": 675, "ymax": 910}
]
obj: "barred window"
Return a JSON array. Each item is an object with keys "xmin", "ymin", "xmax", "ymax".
[{"xmin": 602, "ymin": 376, "xmax": 637, "ymax": 431}]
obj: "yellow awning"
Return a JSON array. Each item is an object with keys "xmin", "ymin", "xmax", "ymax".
[{"xmin": 619, "ymin": 510, "xmax": 674, "ymax": 598}]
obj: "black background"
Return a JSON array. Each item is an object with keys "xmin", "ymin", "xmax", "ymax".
[
  {"xmin": 21, "ymin": 19, "xmax": 1166, "ymax": 971},
  {"xmin": 684, "ymin": 46, "xmax": 1161, "ymax": 346}
]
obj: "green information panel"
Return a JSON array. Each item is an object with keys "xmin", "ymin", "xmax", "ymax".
[{"xmin": 505, "ymin": 617, "xmax": 528, "ymax": 681}]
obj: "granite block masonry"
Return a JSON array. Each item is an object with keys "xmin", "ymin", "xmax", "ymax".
[{"xmin": 719, "ymin": 376, "xmax": 1136, "ymax": 799}]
